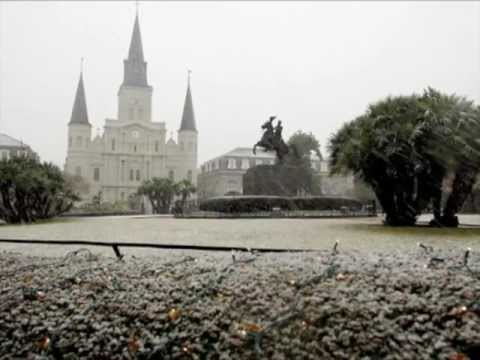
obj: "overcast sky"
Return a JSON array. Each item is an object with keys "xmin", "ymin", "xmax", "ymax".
[{"xmin": 1, "ymin": 1, "xmax": 479, "ymax": 167}]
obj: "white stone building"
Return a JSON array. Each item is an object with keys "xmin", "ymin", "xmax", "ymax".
[
  {"xmin": 197, "ymin": 145, "xmax": 361, "ymax": 200},
  {"xmin": 0, "ymin": 133, "xmax": 38, "ymax": 161},
  {"xmin": 197, "ymin": 148, "xmax": 277, "ymax": 199},
  {"xmin": 64, "ymin": 13, "xmax": 198, "ymax": 204}
]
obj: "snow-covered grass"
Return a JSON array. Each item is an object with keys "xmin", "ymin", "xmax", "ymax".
[{"xmin": 0, "ymin": 215, "xmax": 479, "ymax": 258}]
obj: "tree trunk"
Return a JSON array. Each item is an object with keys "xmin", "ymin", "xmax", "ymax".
[
  {"xmin": 149, "ymin": 199, "xmax": 155, "ymax": 214},
  {"xmin": 0, "ymin": 188, "xmax": 20, "ymax": 223},
  {"xmin": 442, "ymin": 165, "xmax": 479, "ymax": 227},
  {"xmin": 374, "ymin": 178, "xmax": 417, "ymax": 226}
]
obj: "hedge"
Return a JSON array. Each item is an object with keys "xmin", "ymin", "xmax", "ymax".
[
  {"xmin": 61, "ymin": 210, "xmax": 142, "ymax": 217},
  {"xmin": 291, "ymin": 196, "xmax": 362, "ymax": 211},
  {"xmin": 199, "ymin": 195, "xmax": 362, "ymax": 213},
  {"xmin": 199, "ymin": 196, "xmax": 294, "ymax": 213}
]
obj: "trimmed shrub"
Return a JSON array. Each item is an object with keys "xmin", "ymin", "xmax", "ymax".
[
  {"xmin": 199, "ymin": 196, "xmax": 295, "ymax": 213},
  {"xmin": 199, "ymin": 195, "xmax": 363, "ymax": 213},
  {"xmin": 291, "ymin": 196, "xmax": 362, "ymax": 211},
  {"xmin": 67, "ymin": 200, "xmax": 140, "ymax": 216}
]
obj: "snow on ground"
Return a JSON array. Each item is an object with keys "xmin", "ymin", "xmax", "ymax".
[{"xmin": 1, "ymin": 248, "xmax": 479, "ymax": 359}]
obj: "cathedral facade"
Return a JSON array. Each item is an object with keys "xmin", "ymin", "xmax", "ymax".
[{"xmin": 64, "ymin": 13, "xmax": 198, "ymax": 204}]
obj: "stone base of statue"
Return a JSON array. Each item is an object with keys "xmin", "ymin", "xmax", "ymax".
[{"xmin": 243, "ymin": 163, "xmax": 315, "ymax": 196}]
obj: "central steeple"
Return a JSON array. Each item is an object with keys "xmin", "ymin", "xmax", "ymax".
[
  {"xmin": 118, "ymin": 8, "xmax": 153, "ymax": 123},
  {"xmin": 122, "ymin": 12, "xmax": 148, "ymax": 87}
]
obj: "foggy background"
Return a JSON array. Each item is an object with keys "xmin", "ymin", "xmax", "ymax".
[{"xmin": 0, "ymin": 1, "xmax": 479, "ymax": 167}]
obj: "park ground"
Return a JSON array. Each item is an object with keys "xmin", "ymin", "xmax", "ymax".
[{"xmin": 0, "ymin": 214, "xmax": 479, "ymax": 257}]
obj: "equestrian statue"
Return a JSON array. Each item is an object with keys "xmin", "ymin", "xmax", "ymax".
[{"xmin": 253, "ymin": 116, "xmax": 296, "ymax": 162}]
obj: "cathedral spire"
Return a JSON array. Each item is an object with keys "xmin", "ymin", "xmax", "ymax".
[
  {"xmin": 128, "ymin": 12, "xmax": 144, "ymax": 62},
  {"xmin": 122, "ymin": 9, "xmax": 148, "ymax": 87},
  {"xmin": 69, "ymin": 68, "xmax": 90, "ymax": 125},
  {"xmin": 179, "ymin": 70, "xmax": 197, "ymax": 132}
]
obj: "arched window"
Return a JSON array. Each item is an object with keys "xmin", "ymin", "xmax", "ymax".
[
  {"xmin": 111, "ymin": 139, "xmax": 115, "ymax": 151},
  {"xmin": 134, "ymin": 144, "xmax": 137, "ymax": 153},
  {"xmin": 121, "ymin": 160, "xmax": 125, "ymax": 181},
  {"xmin": 136, "ymin": 169, "xmax": 140, "ymax": 181},
  {"xmin": 155, "ymin": 141, "xmax": 159, "ymax": 152},
  {"xmin": 130, "ymin": 169, "xmax": 134, "ymax": 181},
  {"xmin": 168, "ymin": 170, "xmax": 174, "ymax": 181},
  {"xmin": 187, "ymin": 170, "xmax": 193, "ymax": 182}
]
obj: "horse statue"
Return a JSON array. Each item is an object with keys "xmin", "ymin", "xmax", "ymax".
[{"xmin": 253, "ymin": 116, "xmax": 295, "ymax": 162}]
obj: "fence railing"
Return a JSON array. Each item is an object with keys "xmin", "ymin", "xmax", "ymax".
[{"xmin": 0, "ymin": 238, "xmax": 310, "ymax": 260}]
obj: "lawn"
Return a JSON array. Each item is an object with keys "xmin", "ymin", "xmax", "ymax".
[{"xmin": 0, "ymin": 215, "xmax": 478, "ymax": 257}]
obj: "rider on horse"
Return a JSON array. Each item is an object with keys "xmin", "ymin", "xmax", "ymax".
[
  {"xmin": 253, "ymin": 116, "xmax": 292, "ymax": 162},
  {"xmin": 274, "ymin": 120, "xmax": 283, "ymax": 145},
  {"xmin": 260, "ymin": 116, "xmax": 276, "ymax": 148}
]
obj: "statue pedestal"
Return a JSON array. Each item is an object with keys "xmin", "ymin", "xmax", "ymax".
[{"xmin": 243, "ymin": 164, "xmax": 314, "ymax": 196}]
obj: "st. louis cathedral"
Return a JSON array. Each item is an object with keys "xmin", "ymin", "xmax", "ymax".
[{"xmin": 64, "ymin": 12, "xmax": 198, "ymax": 203}]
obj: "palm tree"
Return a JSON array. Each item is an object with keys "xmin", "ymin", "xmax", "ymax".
[
  {"xmin": 328, "ymin": 88, "xmax": 480, "ymax": 227},
  {"xmin": 329, "ymin": 95, "xmax": 426, "ymax": 225},
  {"xmin": 175, "ymin": 179, "xmax": 196, "ymax": 212},
  {"xmin": 415, "ymin": 89, "xmax": 480, "ymax": 225},
  {"xmin": 137, "ymin": 178, "xmax": 178, "ymax": 214}
]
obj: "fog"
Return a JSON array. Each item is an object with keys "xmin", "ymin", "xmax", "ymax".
[{"xmin": 0, "ymin": 1, "xmax": 479, "ymax": 167}]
